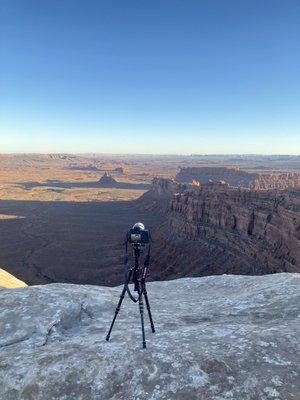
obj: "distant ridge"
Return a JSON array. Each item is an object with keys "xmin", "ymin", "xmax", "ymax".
[
  {"xmin": 176, "ymin": 166, "xmax": 300, "ymax": 190},
  {"xmin": 0, "ymin": 269, "xmax": 27, "ymax": 288}
]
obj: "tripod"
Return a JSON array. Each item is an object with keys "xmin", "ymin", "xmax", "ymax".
[{"xmin": 105, "ymin": 243, "xmax": 155, "ymax": 349}]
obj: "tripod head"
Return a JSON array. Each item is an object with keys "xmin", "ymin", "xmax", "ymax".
[{"xmin": 132, "ymin": 242, "xmax": 145, "ymax": 258}]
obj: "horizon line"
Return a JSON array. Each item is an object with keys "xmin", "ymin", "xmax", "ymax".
[{"xmin": 1, "ymin": 152, "xmax": 300, "ymax": 157}]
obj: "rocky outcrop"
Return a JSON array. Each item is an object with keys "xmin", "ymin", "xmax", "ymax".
[
  {"xmin": 98, "ymin": 172, "xmax": 119, "ymax": 187},
  {"xmin": 140, "ymin": 179, "xmax": 300, "ymax": 279},
  {"xmin": 0, "ymin": 273, "xmax": 299, "ymax": 400},
  {"xmin": 139, "ymin": 178, "xmax": 182, "ymax": 211},
  {"xmin": 176, "ymin": 167, "xmax": 255, "ymax": 187},
  {"xmin": 0, "ymin": 269, "xmax": 27, "ymax": 288},
  {"xmin": 176, "ymin": 167, "xmax": 300, "ymax": 190},
  {"xmin": 68, "ymin": 163, "xmax": 100, "ymax": 171},
  {"xmin": 113, "ymin": 166, "xmax": 124, "ymax": 174}
]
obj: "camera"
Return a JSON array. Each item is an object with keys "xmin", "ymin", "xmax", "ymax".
[{"xmin": 128, "ymin": 222, "xmax": 150, "ymax": 244}]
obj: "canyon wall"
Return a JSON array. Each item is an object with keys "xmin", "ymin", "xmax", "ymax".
[
  {"xmin": 249, "ymin": 172, "xmax": 300, "ymax": 190},
  {"xmin": 175, "ymin": 167, "xmax": 300, "ymax": 190},
  {"xmin": 139, "ymin": 178, "xmax": 300, "ymax": 280}
]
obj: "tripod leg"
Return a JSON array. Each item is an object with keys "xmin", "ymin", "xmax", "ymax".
[
  {"xmin": 138, "ymin": 295, "xmax": 146, "ymax": 349},
  {"xmin": 106, "ymin": 269, "xmax": 133, "ymax": 342},
  {"xmin": 143, "ymin": 288, "xmax": 155, "ymax": 333}
]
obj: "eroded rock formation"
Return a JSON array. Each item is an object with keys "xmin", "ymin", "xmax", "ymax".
[
  {"xmin": 176, "ymin": 167, "xmax": 300, "ymax": 190},
  {"xmin": 139, "ymin": 178, "xmax": 300, "ymax": 279},
  {"xmin": 0, "ymin": 274, "xmax": 299, "ymax": 399},
  {"xmin": 250, "ymin": 172, "xmax": 300, "ymax": 190},
  {"xmin": 113, "ymin": 166, "xmax": 124, "ymax": 174},
  {"xmin": 98, "ymin": 172, "xmax": 119, "ymax": 187}
]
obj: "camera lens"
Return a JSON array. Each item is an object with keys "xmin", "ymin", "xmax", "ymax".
[{"xmin": 132, "ymin": 222, "xmax": 145, "ymax": 231}]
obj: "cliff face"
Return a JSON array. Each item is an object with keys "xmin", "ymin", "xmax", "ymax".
[
  {"xmin": 0, "ymin": 274, "xmax": 299, "ymax": 400},
  {"xmin": 176, "ymin": 167, "xmax": 256, "ymax": 187},
  {"xmin": 140, "ymin": 179, "xmax": 300, "ymax": 279},
  {"xmin": 176, "ymin": 167, "xmax": 300, "ymax": 190},
  {"xmin": 139, "ymin": 178, "xmax": 184, "ymax": 211},
  {"xmin": 250, "ymin": 172, "xmax": 300, "ymax": 190}
]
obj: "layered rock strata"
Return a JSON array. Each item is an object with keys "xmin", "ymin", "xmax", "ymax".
[
  {"xmin": 139, "ymin": 178, "xmax": 300, "ymax": 279},
  {"xmin": 176, "ymin": 167, "xmax": 300, "ymax": 190}
]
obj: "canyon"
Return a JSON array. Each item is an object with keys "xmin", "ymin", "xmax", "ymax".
[
  {"xmin": 141, "ymin": 178, "xmax": 300, "ymax": 280},
  {"xmin": 0, "ymin": 154, "xmax": 299, "ymax": 286}
]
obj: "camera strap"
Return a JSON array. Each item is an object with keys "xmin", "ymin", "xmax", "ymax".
[
  {"xmin": 123, "ymin": 238, "xmax": 138, "ymax": 303},
  {"xmin": 123, "ymin": 239, "xmax": 151, "ymax": 303},
  {"xmin": 144, "ymin": 245, "xmax": 150, "ymax": 268}
]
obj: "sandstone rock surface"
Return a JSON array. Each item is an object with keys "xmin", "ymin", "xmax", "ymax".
[
  {"xmin": 0, "ymin": 269, "xmax": 27, "ymax": 289},
  {"xmin": 0, "ymin": 273, "xmax": 299, "ymax": 400}
]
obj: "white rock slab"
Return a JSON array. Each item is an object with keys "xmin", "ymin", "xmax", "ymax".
[{"xmin": 0, "ymin": 273, "xmax": 299, "ymax": 400}]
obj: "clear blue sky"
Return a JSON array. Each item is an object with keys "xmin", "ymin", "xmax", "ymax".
[{"xmin": 0, "ymin": 0, "xmax": 299, "ymax": 154}]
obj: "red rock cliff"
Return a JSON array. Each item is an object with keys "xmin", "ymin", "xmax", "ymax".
[{"xmin": 141, "ymin": 179, "xmax": 300, "ymax": 280}]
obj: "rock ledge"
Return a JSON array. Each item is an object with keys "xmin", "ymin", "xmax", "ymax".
[{"xmin": 0, "ymin": 273, "xmax": 299, "ymax": 400}]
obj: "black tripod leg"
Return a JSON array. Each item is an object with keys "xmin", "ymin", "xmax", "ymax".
[
  {"xmin": 143, "ymin": 288, "xmax": 155, "ymax": 333},
  {"xmin": 106, "ymin": 270, "xmax": 132, "ymax": 342},
  {"xmin": 138, "ymin": 294, "xmax": 146, "ymax": 349}
]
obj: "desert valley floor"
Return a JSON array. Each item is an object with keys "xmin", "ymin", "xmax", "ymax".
[{"xmin": 0, "ymin": 153, "xmax": 299, "ymax": 286}]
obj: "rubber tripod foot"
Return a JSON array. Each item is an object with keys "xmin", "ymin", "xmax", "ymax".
[
  {"xmin": 105, "ymin": 336, "xmax": 110, "ymax": 341},
  {"xmin": 143, "ymin": 342, "xmax": 147, "ymax": 349}
]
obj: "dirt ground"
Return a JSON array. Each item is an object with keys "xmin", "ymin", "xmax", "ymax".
[
  {"xmin": 0, "ymin": 198, "xmax": 163, "ymax": 285},
  {"xmin": 0, "ymin": 154, "xmax": 169, "ymax": 285}
]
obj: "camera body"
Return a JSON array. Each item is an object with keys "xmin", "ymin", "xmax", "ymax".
[{"xmin": 128, "ymin": 222, "xmax": 150, "ymax": 245}]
